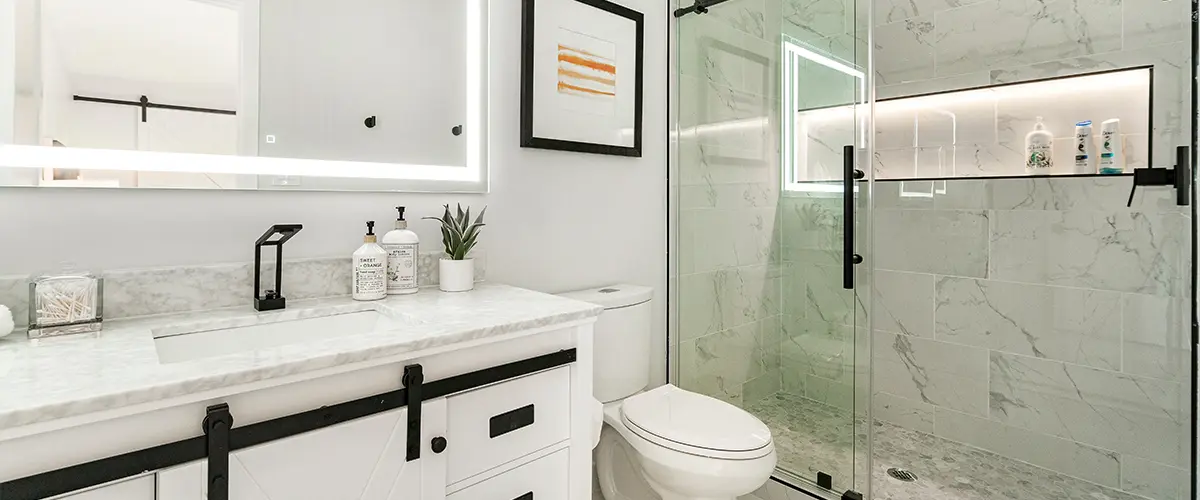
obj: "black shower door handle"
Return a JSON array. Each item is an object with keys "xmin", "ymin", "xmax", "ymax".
[{"xmin": 843, "ymin": 145, "xmax": 863, "ymax": 290}]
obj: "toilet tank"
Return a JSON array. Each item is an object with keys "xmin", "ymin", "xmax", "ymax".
[{"xmin": 558, "ymin": 285, "xmax": 654, "ymax": 403}]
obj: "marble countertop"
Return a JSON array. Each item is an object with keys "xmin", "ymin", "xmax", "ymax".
[{"xmin": 0, "ymin": 284, "xmax": 602, "ymax": 433}]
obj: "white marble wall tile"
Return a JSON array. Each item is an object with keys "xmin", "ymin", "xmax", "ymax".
[
  {"xmin": 935, "ymin": 277, "xmax": 1122, "ymax": 370},
  {"xmin": 988, "ymin": 177, "xmax": 1180, "ymax": 213},
  {"xmin": 933, "ymin": 0, "xmax": 1123, "ymax": 78},
  {"xmin": 782, "ymin": 317, "xmax": 855, "ymax": 383},
  {"xmin": 873, "ymin": 270, "xmax": 934, "ymax": 337},
  {"xmin": 803, "ymin": 264, "xmax": 855, "ymax": 326},
  {"xmin": 1121, "ymin": 0, "xmax": 1190, "ymax": 50},
  {"xmin": 989, "ymin": 351, "xmax": 1186, "ymax": 466},
  {"xmin": 989, "ymin": 210, "xmax": 1183, "ymax": 295},
  {"xmin": 1122, "ymin": 292, "xmax": 1189, "ymax": 381},
  {"xmin": 932, "ymin": 407, "xmax": 1121, "ymax": 487},
  {"xmin": 874, "ymin": 391, "xmax": 935, "ymax": 432},
  {"xmin": 804, "ymin": 374, "xmax": 855, "ymax": 409},
  {"xmin": 710, "ymin": 0, "xmax": 769, "ymax": 39},
  {"xmin": 783, "ymin": 0, "xmax": 851, "ymax": 42},
  {"xmin": 1120, "ymin": 455, "xmax": 1189, "ymax": 500},
  {"xmin": 874, "ymin": 331, "xmax": 990, "ymax": 416},
  {"xmin": 876, "ymin": 71, "xmax": 991, "ymax": 100},
  {"xmin": 873, "ymin": 179, "xmax": 989, "ymax": 210},
  {"xmin": 743, "ymin": 369, "xmax": 783, "ymax": 404},
  {"xmin": 781, "ymin": 196, "xmax": 843, "ymax": 267},
  {"xmin": 874, "ymin": 209, "xmax": 989, "ymax": 276},
  {"xmin": 694, "ymin": 321, "xmax": 774, "ymax": 406},
  {"xmin": 873, "ymin": 0, "xmax": 987, "ymax": 25},
  {"xmin": 873, "ymin": 17, "xmax": 936, "ymax": 85}
]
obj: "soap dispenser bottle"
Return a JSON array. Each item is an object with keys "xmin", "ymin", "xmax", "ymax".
[
  {"xmin": 382, "ymin": 206, "xmax": 419, "ymax": 295},
  {"xmin": 1025, "ymin": 117, "xmax": 1054, "ymax": 174},
  {"xmin": 352, "ymin": 221, "xmax": 388, "ymax": 301}
]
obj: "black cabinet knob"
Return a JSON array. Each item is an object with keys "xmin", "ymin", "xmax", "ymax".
[{"xmin": 431, "ymin": 436, "xmax": 447, "ymax": 453}]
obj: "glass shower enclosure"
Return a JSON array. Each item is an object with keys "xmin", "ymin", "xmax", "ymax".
[{"xmin": 671, "ymin": 0, "xmax": 1195, "ymax": 499}]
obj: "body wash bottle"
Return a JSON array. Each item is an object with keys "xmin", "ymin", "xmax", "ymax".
[
  {"xmin": 1074, "ymin": 120, "xmax": 1096, "ymax": 173},
  {"xmin": 352, "ymin": 221, "xmax": 387, "ymax": 301},
  {"xmin": 1099, "ymin": 118, "xmax": 1123, "ymax": 174},
  {"xmin": 382, "ymin": 206, "xmax": 419, "ymax": 295},
  {"xmin": 1025, "ymin": 117, "xmax": 1053, "ymax": 174}
]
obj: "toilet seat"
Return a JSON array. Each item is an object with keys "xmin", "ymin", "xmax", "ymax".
[{"xmin": 619, "ymin": 385, "xmax": 773, "ymax": 460}]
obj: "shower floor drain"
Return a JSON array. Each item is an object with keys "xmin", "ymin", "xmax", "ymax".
[{"xmin": 886, "ymin": 468, "xmax": 918, "ymax": 482}]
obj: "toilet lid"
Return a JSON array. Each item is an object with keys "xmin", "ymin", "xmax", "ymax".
[{"xmin": 620, "ymin": 385, "xmax": 771, "ymax": 453}]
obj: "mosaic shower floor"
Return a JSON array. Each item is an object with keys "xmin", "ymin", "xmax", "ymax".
[{"xmin": 747, "ymin": 392, "xmax": 1152, "ymax": 500}]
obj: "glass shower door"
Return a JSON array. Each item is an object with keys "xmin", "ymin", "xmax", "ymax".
[{"xmin": 672, "ymin": 0, "xmax": 871, "ymax": 496}]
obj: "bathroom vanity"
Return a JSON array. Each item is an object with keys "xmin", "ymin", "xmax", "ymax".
[{"xmin": 0, "ymin": 284, "xmax": 601, "ymax": 500}]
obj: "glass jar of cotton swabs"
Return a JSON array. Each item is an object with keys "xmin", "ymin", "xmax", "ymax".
[{"xmin": 27, "ymin": 270, "xmax": 103, "ymax": 342}]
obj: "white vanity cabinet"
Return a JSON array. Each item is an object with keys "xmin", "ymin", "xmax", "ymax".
[
  {"xmin": 156, "ymin": 399, "xmax": 448, "ymax": 500},
  {"xmin": 0, "ymin": 303, "xmax": 597, "ymax": 500}
]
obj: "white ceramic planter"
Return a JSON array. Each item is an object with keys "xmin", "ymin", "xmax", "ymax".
[{"xmin": 439, "ymin": 258, "xmax": 475, "ymax": 292}]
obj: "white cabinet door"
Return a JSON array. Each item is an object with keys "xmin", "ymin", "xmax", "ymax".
[
  {"xmin": 59, "ymin": 476, "xmax": 155, "ymax": 500},
  {"xmin": 158, "ymin": 398, "xmax": 447, "ymax": 500}
]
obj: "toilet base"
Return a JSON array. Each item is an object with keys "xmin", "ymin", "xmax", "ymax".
[{"xmin": 594, "ymin": 425, "xmax": 772, "ymax": 500}]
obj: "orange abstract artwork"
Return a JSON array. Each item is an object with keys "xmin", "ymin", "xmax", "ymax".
[{"xmin": 557, "ymin": 44, "xmax": 617, "ymax": 99}]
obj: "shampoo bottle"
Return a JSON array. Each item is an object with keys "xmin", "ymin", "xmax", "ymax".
[
  {"xmin": 382, "ymin": 206, "xmax": 419, "ymax": 295},
  {"xmin": 1025, "ymin": 117, "xmax": 1054, "ymax": 174},
  {"xmin": 1074, "ymin": 120, "xmax": 1096, "ymax": 173},
  {"xmin": 352, "ymin": 221, "xmax": 387, "ymax": 301},
  {"xmin": 1099, "ymin": 119, "xmax": 1123, "ymax": 174}
]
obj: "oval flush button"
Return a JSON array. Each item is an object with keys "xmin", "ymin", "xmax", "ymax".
[{"xmin": 599, "ymin": 288, "xmax": 619, "ymax": 293}]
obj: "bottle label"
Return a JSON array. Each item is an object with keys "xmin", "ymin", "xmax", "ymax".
[
  {"xmin": 354, "ymin": 256, "xmax": 386, "ymax": 296},
  {"xmin": 1026, "ymin": 144, "xmax": 1052, "ymax": 170},
  {"xmin": 384, "ymin": 243, "xmax": 419, "ymax": 292}
]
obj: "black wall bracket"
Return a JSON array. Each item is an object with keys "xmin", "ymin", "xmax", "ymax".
[
  {"xmin": 1128, "ymin": 145, "xmax": 1191, "ymax": 207},
  {"xmin": 403, "ymin": 364, "xmax": 424, "ymax": 462},
  {"xmin": 203, "ymin": 404, "xmax": 233, "ymax": 500}
]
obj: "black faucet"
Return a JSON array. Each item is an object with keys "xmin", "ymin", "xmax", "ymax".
[{"xmin": 254, "ymin": 224, "xmax": 303, "ymax": 311}]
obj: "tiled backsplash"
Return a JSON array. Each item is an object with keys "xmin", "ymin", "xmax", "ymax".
[{"xmin": 0, "ymin": 252, "xmax": 487, "ymax": 328}]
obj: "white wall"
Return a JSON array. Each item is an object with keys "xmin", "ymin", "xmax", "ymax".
[{"xmin": 0, "ymin": 0, "xmax": 669, "ymax": 385}]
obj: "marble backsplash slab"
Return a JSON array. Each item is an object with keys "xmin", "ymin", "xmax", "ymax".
[{"xmin": 0, "ymin": 252, "xmax": 487, "ymax": 328}]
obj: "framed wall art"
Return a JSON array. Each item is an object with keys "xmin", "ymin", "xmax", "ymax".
[{"xmin": 520, "ymin": 0, "xmax": 644, "ymax": 157}]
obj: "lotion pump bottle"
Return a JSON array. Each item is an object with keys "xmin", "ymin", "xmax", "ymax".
[
  {"xmin": 352, "ymin": 221, "xmax": 387, "ymax": 301},
  {"xmin": 1025, "ymin": 117, "xmax": 1054, "ymax": 174},
  {"xmin": 382, "ymin": 206, "xmax": 420, "ymax": 295}
]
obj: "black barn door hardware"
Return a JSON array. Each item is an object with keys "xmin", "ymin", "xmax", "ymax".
[
  {"xmin": 1128, "ymin": 145, "xmax": 1191, "ymax": 207},
  {"xmin": 673, "ymin": 0, "xmax": 735, "ymax": 17},
  {"xmin": 0, "ymin": 349, "xmax": 577, "ymax": 500},
  {"xmin": 842, "ymin": 491, "xmax": 864, "ymax": 500},
  {"xmin": 843, "ymin": 145, "xmax": 864, "ymax": 290},
  {"xmin": 404, "ymin": 364, "xmax": 424, "ymax": 461},
  {"xmin": 490, "ymin": 404, "xmax": 536, "ymax": 438},
  {"xmin": 73, "ymin": 95, "xmax": 236, "ymax": 123},
  {"xmin": 203, "ymin": 404, "xmax": 233, "ymax": 500}
]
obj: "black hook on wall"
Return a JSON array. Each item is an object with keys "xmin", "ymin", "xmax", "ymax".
[{"xmin": 364, "ymin": 116, "xmax": 377, "ymax": 128}]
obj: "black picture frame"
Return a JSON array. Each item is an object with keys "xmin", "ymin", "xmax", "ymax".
[{"xmin": 520, "ymin": 0, "xmax": 644, "ymax": 157}]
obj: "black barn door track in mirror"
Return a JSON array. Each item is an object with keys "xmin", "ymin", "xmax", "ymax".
[{"xmin": 520, "ymin": 0, "xmax": 644, "ymax": 157}]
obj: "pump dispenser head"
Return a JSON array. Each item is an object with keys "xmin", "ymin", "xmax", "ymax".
[
  {"xmin": 1035, "ymin": 116, "xmax": 1046, "ymax": 130},
  {"xmin": 395, "ymin": 206, "xmax": 408, "ymax": 229},
  {"xmin": 364, "ymin": 221, "xmax": 377, "ymax": 243}
]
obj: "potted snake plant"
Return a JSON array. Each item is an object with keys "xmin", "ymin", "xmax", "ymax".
[{"xmin": 424, "ymin": 204, "xmax": 486, "ymax": 292}]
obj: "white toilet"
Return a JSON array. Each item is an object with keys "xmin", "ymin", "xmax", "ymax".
[{"xmin": 559, "ymin": 285, "xmax": 776, "ymax": 500}]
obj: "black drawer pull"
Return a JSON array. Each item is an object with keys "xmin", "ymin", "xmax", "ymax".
[
  {"xmin": 490, "ymin": 404, "xmax": 535, "ymax": 438},
  {"xmin": 514, "ymin": 493, "xmax": 533, "ymax": 500}
]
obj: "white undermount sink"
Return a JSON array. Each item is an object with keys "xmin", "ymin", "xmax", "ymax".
[{"xmin": 152, "ymin": 305, "xmax": 421, "ymax": 364}]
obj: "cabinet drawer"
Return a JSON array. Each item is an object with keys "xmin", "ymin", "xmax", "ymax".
[
  {"xmin": 446, "ymin": 448, "xmax": 569, "ymax": 500},
  {"xmin": 446, "ymin": 366, "xmax": 571, "ymax": 483}
]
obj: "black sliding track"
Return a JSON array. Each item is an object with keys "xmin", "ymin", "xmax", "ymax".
[
  {"xmin": 0, "ymin": 349, "xmax": 577, "ymax": 500},
  {"xmin": 673, "ymin": 0, "xmax": 736, "ymax": 18}
]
